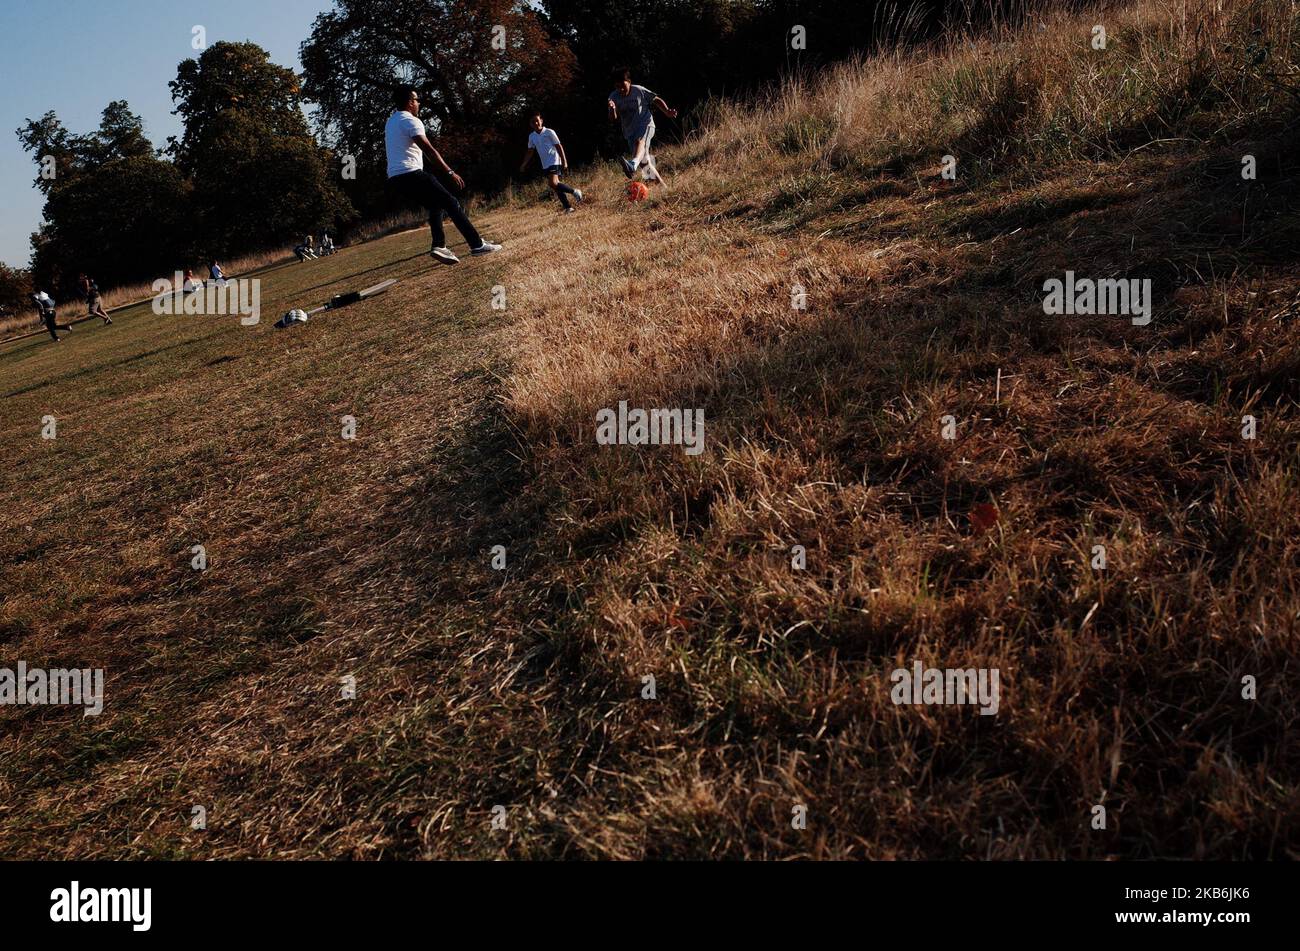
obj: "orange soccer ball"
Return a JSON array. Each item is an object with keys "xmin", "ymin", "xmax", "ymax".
[{"xmin": 626, "ymin": 180, "xmax": 650, "ymax": 202}]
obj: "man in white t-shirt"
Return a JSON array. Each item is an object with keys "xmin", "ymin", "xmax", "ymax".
[
  {"xmin": 519, "ymin": 112, "xmax": 583, "ymax": 213},
  {"xmin": 385, "ymin": 87, "xmax": 501, "ymax": 265},
  {"xmin": 607, "ymin": 67, "xmax": 677, "ymax": 183}
]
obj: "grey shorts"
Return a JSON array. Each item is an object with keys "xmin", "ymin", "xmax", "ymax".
[{"xmin": 626, "ymin": 123, "xmax": 655, "ymax": 157}]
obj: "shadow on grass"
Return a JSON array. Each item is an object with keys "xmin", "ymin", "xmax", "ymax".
[
  {"xmin": 482, "ymin": 135, "xmax": 1300, "ymax": 858},
  {"xmin": 3, "ymin": 332, "xmax": 225, "ymax": 399},
  {"xmin": 288, "ymin": 252, "xmax": 430, "ymax": 300}
]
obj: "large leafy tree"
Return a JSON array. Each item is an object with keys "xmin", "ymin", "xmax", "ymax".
[
  {"xmin": 15, "ymin": 112, "xmax": 83, "ymax": 196},
  {"xmin": 185, "ymin": 111, "xmax": 351, "ymax": 256},
  {"xmin": 169, "ymin": 42, "xmax": 315, "ymax": 172},
  {"xmin": 170, "ymin": 41, "xmax": 354, "ymax": 254},
  {"xmin": 16, "ymin": 101, "xmax": 156, "ymax": 196},
  {"xmin": 16, "ymin": 102, "xmax": 188, "ymax": 292},
  {"xmin": 32, "ymin": 155, "xmax": 194, "ymax": 292},
  {"xmin": 0, "ymin": 262, "xmax": 33, "ymax": 319},
  {"xmin": 82, "ymin": 101, "xmax": 155, "ymax": 167},
  {"xmin": 301, "ymin": 0, "xmax": 577, "ymax": 209}
]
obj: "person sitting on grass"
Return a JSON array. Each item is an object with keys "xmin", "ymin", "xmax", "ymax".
[
  {"xmin": 607, "ymin": 67, "xmax": 677, "ymax": 183},
  {"xmin": 209, "ymin": 260, "xmax": 226, "ymax": 285},
  {"xmin": 293, "ymin": 237, "xmax": 317, "ymax": 263},
  {"xmin": 519, "ymin": 111, "xmax": 583, "ymax": 214},
  {"xmin": 32, "ymin": 291, "xmax": 72, "ymax": 342},
  {"xmin": 320, "ymin": 233, "xmax": 336, "ymax": 255}
]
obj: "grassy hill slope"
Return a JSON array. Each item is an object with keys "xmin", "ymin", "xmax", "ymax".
[{"xmin": 2, "ymin": 0, "xmax": 1297, "ymax": 858}]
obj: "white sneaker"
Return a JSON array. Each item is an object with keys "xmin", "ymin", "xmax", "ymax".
[
  {"xmin": 564, "ymin": 207, "xmax": 576, "ymax": 214},
  {"xmin": 470, "ymin": 241, "xmax": 502, "ymax": 255},
  {"xmin": 573, "ymin": 189, "xmax": 584, "ymax": 204},
  {"xmin": 430, "ymin": 247, "xmax": 460, "ymax": 264}
]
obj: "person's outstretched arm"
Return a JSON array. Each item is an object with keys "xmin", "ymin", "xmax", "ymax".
[
  {"xmin": 413, "ymin": 132, "xmax": 465, "ymax": 190},
  {"xmin": 607, "ymin": 98, "xmax": 618, "ymax": 122},
  {"xmin": 556, "ymin": 135, "xmax": 569, "ymax": 170},
  {"xmin": 652, "ymin": 96, "xmax": 678, "ymax": 120}
]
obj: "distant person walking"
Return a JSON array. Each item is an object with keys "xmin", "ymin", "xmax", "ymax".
[
  {"xmin": 520, "ymin": 112, "xmax": 583, "ymax": 213},
  {"xmin": 385, "ymin": 87, "xmax": 501, "ymax": 264},
  {"xmin": 32, "ymin": 291, "xmax": 72, "ymax": 342},
  {"xmin": 607, "ymin": 68, "xmax": 677, "ymax": 184},
  {"xmin": 80, "ymin": 274, "xmax": 112, "ymax": 325}
]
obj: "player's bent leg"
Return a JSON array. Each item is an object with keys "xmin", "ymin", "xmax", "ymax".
[{"xmin": 429, "ymin": 175, "xmax": 485, "ymax": 251}]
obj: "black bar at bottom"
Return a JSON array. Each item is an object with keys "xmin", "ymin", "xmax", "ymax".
[{"xmin": 0, "ymin": 860, "xmax": 1288, "ymax": 939}]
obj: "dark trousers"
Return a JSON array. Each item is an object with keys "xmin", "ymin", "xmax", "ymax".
[
  {"xmin": 42, "ymin": 313, "xmax": 68, "ymax": 340},
  {"xmin": 388, "ymin": 170, "xmax": 482, "ymax": 250},
  {"xmin": 552, "ymin": 182, "xmax": 577, "ymax": 210}
]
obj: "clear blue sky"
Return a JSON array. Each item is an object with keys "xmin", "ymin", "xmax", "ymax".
[{"xmin": 0, "ymin": 0, "xmax": 334, "ymax": 268}]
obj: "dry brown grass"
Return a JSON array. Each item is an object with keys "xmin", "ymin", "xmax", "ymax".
[
  {"xmin": 488, "ymin": 0, "xmax": 1300, "ymax": 857},
  {"xmin": 1, "ymin": 0, "xmax": 1297, "ymax": 859}
]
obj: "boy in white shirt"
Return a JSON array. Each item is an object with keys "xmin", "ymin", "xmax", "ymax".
[
  {"xmin": 385, "ymin": 87, "xmax": 502, "ymax": 265},
  {"xmin": 519, "ymin": 112, "xmax": 583, "ymax": 213}
]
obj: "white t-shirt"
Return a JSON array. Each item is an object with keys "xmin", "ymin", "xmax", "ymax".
[
  {"xmin": 528, "ymin": 128, "xmax": 562, "ymax": 169},
  {"xmin": 386, "ymin": 110, "xmax": 426, "ymax": 178}
]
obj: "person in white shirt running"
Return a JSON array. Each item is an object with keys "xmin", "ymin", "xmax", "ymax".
[
  {"xmin": 385, "ymin": 87, "xmax": 501, "ymax": 265},
  {"xmin": 519, "ymin": 112, "xmax": 583, "ymax": 213}
]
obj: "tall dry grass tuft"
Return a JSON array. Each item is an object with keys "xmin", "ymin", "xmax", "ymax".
[{"xmin": 691, "ymin": 0, "xmax": 1298, "ymax": 179}]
